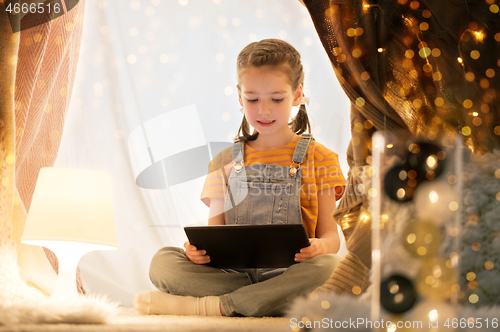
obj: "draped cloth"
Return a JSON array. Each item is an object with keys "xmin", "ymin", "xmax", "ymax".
[
  {"xmin": 302, "ymin": 0, "xmax": 500, "ymax": 294},
  {"xmin": 0, "ymin": 0, "xmax": 85, "ymax": 301}
]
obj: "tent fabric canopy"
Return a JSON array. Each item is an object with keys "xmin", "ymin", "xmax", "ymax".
[
  {"xmin": 0, "ymin": 0, "xmax": 86, "ymax": 301},
  {"xmin": 3, "ymin": 0, "xmax": 498, "ymax": 303},
  {"xmin": 305, "ymin": 0, "xmax": 499, "ymax": 152}
]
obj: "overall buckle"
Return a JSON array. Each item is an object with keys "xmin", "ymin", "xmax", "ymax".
[
  {"xmin": 289, "ymin": 162, "xmax": 301, "ymax": 177},
  {"xmin": 233, "ymin": 160, "xmax": 244, "ymax": 173}
]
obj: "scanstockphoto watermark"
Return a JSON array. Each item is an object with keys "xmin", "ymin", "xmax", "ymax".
[
  {"xmin": 242, "ymin": 163, "xmax": 378, "ymax": 180},
  {"xmin": 239, "ymin": 176, "xmax": 374, "ymax": 199},
  {"xmin": 230, "ymin": 164, "xmax": 379, "ymax": 198},
  {"xmin": 243, "ymin": 181, "xmax": 347, "ymax": 198},
  {"xmin": 289, "ymin": 317, "xmax": 423, "ymax": 330}
]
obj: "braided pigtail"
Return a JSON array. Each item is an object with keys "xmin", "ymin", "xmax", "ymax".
[
  {"xmin": 290, "ymin": 94, "xmax": 311, "ymax": 135},
  {"xmin": 237, "ymin": 115, "xmax": 259, "ymax": 141}
]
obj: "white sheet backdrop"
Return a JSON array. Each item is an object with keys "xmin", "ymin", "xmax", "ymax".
[{"xmin": 54, "ymin": 0, "xmax": 351, "ymax": 305}]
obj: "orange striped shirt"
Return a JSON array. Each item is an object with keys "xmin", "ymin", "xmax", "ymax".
[{"xmin": 200, "ymin": 135, "xmax": 346, "ymax": 237}]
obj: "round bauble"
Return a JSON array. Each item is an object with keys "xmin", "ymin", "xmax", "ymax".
[
  {"xmin": 416, "ymin": 257, "xmax": 458, "ymax": 300},
  {"xmin": 414, "ymin": 180, "xmax": 459, "ymax": 226},
  {"xmin": 380, "ymin": 274, "xmax": 418, "ymax": 314},
  {"xmin": 406, "ymin": 141, "xmax": 447, "ymax": 183},
  {"xmin": 384, "ymin": 164, "xmax": 415, "ymax": 202},
  {"xmin": 402, "ymin": 220, "xmax": 442, "ymax": 258}
]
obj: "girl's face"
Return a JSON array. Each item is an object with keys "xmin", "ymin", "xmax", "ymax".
[{"xmin": 238, "ymin": 66, "xmax": 302, "ymax": 140}]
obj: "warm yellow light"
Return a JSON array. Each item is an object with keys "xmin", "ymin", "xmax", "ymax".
[
  {"xmin": 434, "ymin": 97, "xmax": 445, "ymax": 107},
  {"xmin": 407, "ymin": 233, "xmax": 416, "ymax": 244},
  {"xmin": 449, "ymin": 201, "xmax": 459, "ymax": 211},
  {"xmin": 473, "ymin": 31, "xmax": 485, "ymax": 42},
  {"xmin": 466, "ymin": 272, "xmax": 476, "ymax": 281},
  {"xmin": 389, "ymin": 284, "xmax": 399, "ymax": 294},
  {"xmin": 419, "ymin": 47, "xmax": 431, "ymax": 58},
  {"xmin": 417, "ymin": 247, "xmax": 427, "ymax": 256},
  {"xmin": 368, "ymin": 188, "xmax": 378, "ymax": 197},
  {"xmin": 321, "ymin": 300, "xmax": 331, "ymax": 309},
  {"xmin": 432, "ymin": 265, "xmax": 443, "ymax": 278},
  {"xmin": 360, "ymin": 212, "xmax": 370, "ymax": 223},
  {"xmin": 387, "ymin": 323, "xmax": 397, "ymax": 332},
  {"xmin": 426, "ymin": 155, "xmax": 438, "ymax": 169},
  {"xmin": 22, "ymin": 168, "xmax": 117, "ymax": 299},
  {"xmin": 429, "ymin": 309, "xmax": 438, "ymax": 321},
  {"xmin": 23, "ymin": 168, "xmax": 117, "ymax": 247},
  {"xmin": 429, "ymin": 190, "xmax": 439, "ymax": 203},
  {"xmin": 457, "ymin": 57, "xmax": 463, "ymax": 64},
  {"xmin": 462, "ymin": 126, "xmax": 472, "ymax": 136}
]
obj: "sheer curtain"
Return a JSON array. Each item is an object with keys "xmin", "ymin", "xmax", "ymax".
[{"xmin": 55, "ymin": 0, "xmax": 351, "ymax": 305}]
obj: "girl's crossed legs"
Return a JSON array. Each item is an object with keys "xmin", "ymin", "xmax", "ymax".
[{"xmin": 138, "ymin": 246, "xmax": 339, "ymax": 317}]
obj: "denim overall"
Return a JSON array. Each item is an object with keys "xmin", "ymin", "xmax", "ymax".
[
  {"xmin": 222, "ymin": 134, "xmax": 313, "ymax": 281},
  {"xmin": 147, "ymin": 134, "xmax": 339, "ymax": 317}
]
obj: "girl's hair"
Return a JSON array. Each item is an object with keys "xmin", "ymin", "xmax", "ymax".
[{"xmin": 236, "ymin": 39, "xmax": 311, "ymax": 141}]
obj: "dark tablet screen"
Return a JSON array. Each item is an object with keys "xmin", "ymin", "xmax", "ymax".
[{"xmin": 184, "ymin": 224, "xmax": 310, "ymax": 269}]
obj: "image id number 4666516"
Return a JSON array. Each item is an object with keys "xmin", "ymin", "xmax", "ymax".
[
  {"xmin": 443, "ymin": 318, "xmax": 498, "ymax": 329},
  {"xmin": 5, "ymin": 2, "xmax": 62, "ymax": 14}
]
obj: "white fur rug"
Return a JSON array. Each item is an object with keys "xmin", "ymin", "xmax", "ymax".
[
  {"xmin": 0, "ymin": 306, "xmax": 289, "ymax": 332},
  {"xmin": 0, "ymin": 296, "xmax": 120, "ymax": 325},
  {"xmin": 287, "ymin": 292, "xmax": 500, "ymax": 331}
]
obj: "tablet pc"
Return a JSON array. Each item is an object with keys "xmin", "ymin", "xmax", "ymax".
[{"xmin": 184, "ymin": 224, "xmax": 310, "ymax": 269}]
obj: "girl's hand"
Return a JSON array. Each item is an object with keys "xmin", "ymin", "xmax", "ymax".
[
  {"xmin": 294, "ymin": 238, "xmax": 327, "ymax": 262},
  {"xmin": 184, "ymin": 241, "xmax": 210, "ymax": 264}
]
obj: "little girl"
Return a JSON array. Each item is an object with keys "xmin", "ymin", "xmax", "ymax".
[{"xmin": 134, "ymin": 39, "xmax": 346, "ymax": 317}]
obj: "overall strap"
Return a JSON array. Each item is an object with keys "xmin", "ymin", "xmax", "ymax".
[
  {"xmin": 289, "ymin": 133, "xmax": 313, "ymax": 177},
  {"xmin": 231, "ymin": 138, "xmax": 245, "ymax": 173},
  {"xmin": 232, "ymin": 138, "xmax": 245, "ymax": 162},
  {"xmin": 292, "ymin": 133, "xmax": 313, "ymax": 164},
  {"xmin": 224, "ymin": 138, "xmax": 245, "ymax": 210}
]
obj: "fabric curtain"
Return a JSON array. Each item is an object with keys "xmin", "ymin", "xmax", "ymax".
[
  {"xmin": 0, "ymin": 0, "xmax": 85, "ymax": 301},
  {"xmin": 302, "ymin": 0, "xmax": 500, "ymax": 294},
  {"xmin": 54, "ymin": 0, "xmax": 352, "ymax": 305}
]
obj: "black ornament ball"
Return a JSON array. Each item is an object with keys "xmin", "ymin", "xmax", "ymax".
[
  {"xmin": 380, "ymin": 274, "xmax": 418, "ymax": 314},
  {"xmin": 406, "ymin": 141, "xmax": 446, "ymax": 182},
  {"xmin": 383, "ymin": 164, "xmax": 415, "ymax": 202}
]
